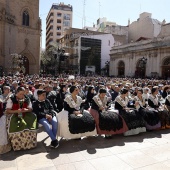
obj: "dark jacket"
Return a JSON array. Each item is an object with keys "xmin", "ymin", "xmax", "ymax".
[{"xmin": 33, "ymin": 99, "xmax": 56, "ymax": 121}]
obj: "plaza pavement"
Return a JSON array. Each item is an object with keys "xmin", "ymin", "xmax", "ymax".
[{"xmin": 2, "ymin": 128, "xmax": 170, "ymax": 170}]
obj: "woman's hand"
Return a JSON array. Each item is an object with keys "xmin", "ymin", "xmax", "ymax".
[
  {"xmin": 21, "ymin": 108, "xmax": 29, "ymax": 112},
  {"xmin": 134, "ymin": 101, "xmax": 139, "ymax": 107},
  {"xmin": 74, "ymin": 111, "xmax": 81, "ymax": 115},
  {"xmin": 46, "ymin": 114, "xmax": 52, "ymax": 121},
  {"xmin": 124, "ymin": 107, "xmax": 131, "ymax": 111},
  {"xmin": 17, "ymin": 108, "xmax": 22, "ymax": 114},
  {"xmin": 99, "ymin": 106, "xmax": 104, "ymax": 111}
]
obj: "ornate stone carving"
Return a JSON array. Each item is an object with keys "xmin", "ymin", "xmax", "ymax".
[
  {"xmin": 18, "ymin": 27, "xmax": 38, "ymax": 35},
  {"xmin": 24, "ymin": 39, "xmax": 29, "ymax": 48}
]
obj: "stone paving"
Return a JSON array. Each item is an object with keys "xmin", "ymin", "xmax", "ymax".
[{"xmin": 1, "ymin": 128, "xmax": 170, "ymax": 170}]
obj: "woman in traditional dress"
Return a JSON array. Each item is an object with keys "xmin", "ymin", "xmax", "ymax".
[
  {"xmin": 90, "ymin": 88, "xmax": 128, "ymax": 139},
  {"xmin": 33, "ymin": 89, "xmax": 59, "ymax": 148},
  {"xmin": 133, "ymin": 88, "xmax": 161, "ymax": 130},
  {"xmin": 0, "ymin": 99, "xmax": 11, "ymax": 154},
  {"xmin": 57, "ymin": 85, "xmax": 96, "ymax": 140},
  {"xmin": 83, "ymin": 86, "xmax": 95, "ymax": 110},
  {"xmin": 148, "ymin": 86, "xmax": 170, "ymax": 129},
  {"xmin": 115, "ymin": 88, "xmax": 146, "ymax": 136},
  {"xmin": 162, "ymin": 86, "xmax": 169, "ymax": 99},
  {"xmin": 6, "ymin": 87, "xmax": 37, "ymax": 151},
  {"xmin": 164, "ymin": 94, "xmax": 170, "ymax": 128},
  {"xmin": 56, "ymin": 84, "xmax": 68, "ymax": 112}
]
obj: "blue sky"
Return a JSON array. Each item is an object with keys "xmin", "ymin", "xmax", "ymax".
[{"xmin": 40, "ymin": 0, "xmax": 170, "ymax": 48}]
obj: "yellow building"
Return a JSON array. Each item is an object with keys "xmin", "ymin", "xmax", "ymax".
[{"xmin": 0, "ymin": 0, "xmax": 41, "ymax": 75}]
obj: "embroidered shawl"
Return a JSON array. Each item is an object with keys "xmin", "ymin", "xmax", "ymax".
[
  {"xmin": 64, "ymin": 95, "xmax": 83, "ymax": 110},
  {"xmin": 92, "ymin": 94, "xmax": 107, "ymax": 108},
  {"xmin": 166, "ymin": 95, "xmax": 170, "ymax": 103},
  {"xmin": 134, "ymin": 96, "xmax": 145, "ymax": 107},
  {"xmin": 148, "ymin": 94, "xmax": 158, "ymax": 106},
  {"xmin": 115, "ymin": 95, "xmax": 129, "ymax": 108}
]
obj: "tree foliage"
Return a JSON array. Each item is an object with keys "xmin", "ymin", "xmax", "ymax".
[{"xmin": 40, "ymin": 43, "xmax": 60, "ymax": 75}]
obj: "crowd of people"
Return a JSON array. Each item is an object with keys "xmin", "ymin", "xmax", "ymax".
[{"xmin": 1, "ymin": 74, "xmax": 170, "ymax": 154}]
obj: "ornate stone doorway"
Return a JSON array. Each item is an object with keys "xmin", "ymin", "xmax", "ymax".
[
  {"xmin": 162, "ymin": 57, "xmax": 170, "ymax": 79},
  {"xmin": 117, "ymin": 61, "xmax": 125, "ymax": 76},
  {"xmin": 135, "ymin": 58, "xmax": 147, "ymax": 78}
]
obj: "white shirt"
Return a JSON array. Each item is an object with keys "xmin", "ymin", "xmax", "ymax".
[{"xmin": 6, "ymin": 98, "xmax": 32, "ymax": 109}]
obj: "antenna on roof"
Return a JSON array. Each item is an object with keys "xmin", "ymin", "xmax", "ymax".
[
  {"xmin": 82, "ymin": 0, "xmax": 86, "ymax": 28},
  {"xmin": 99, "ymin": 0, "xmax": 101, "ymax": 18}
]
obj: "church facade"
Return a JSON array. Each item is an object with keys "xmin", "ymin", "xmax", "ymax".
[{"xmin": 0, "ymin": 0, "xmax": 41, "ymax": 75}]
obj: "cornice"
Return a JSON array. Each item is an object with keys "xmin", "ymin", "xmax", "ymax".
[{"xmin": 110, "ymin": 36, "xmax": 170, "ymax": 55}]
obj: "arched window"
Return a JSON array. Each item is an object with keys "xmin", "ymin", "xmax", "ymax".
[{"xmin": 22, "ymin": 11, "xmax": 29, "ymax": 26}]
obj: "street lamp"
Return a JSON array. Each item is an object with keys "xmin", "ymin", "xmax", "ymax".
[
  {"xmin": 105, "ymin": 61, "xmax": 110, "ymax": 76},
  {"xmin": 53, "ymin": 48, "xmax": 65, "ymax": 75},
  {"xmin": 141, "ymin": 57, "xmax": 147, "ymax": 65},
  {"xmin": 139, "ymin": 57, "xmax": 147, "ymax": 78}
]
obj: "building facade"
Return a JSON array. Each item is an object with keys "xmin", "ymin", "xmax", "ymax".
[
  {"xmin": 58, "ymin": 28, "xmax": 109, "ymax": 74},
  {"xmin": 96, "ymin": 17, "xmax": 116, "ymax": 32},
  {"xmin": 80, "ymin": 34, "xmax": 115, "ymax": 75},
  {"xmin": 109, "ymin": 12, "xmax": 170, "ymax": 79},
  {"xmin": 110, "ymin": 35, "xmax": 170, "ymax": 79},
  {"xmin": 0, "ymin": 0, "xmax": 41, "ymax": 75},
  {"xmin": 46, "ymin": 3, "xmax": 73, "ymax": 49},
  {"xmin": 128, "ymin": 12, "xmax": 162, "ymax": 43}
]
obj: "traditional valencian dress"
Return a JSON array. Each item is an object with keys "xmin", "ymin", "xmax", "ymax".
[
  {"xmin": 165, "ymin": 95, "xmax": 170, "ymax": 111},
  {"xmin": 0, "ymin": 101, "xmax": 11, "ymax": 154},
  {"xmin": 89, "ymin": 94, "xmax": 128, "ymax": 135},
  {"xmin": 148, "ymin": 94, "xmax": 170, "ymax": 128},
  {"xmin": 115, "ymin": 95, "xmax": 146, "ymax": 136},
  {"xmin": 6, "ymin": 95, "xmax": 37, "ymax": 151},
  {"xmin": 57, "ymin": 95, "xmax": 96, "ymax": 139},
  {"xmin": 133, "ymin": 96, "xmax": 161, "ymax": 130}
]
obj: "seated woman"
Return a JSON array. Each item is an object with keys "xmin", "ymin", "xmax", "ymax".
[
  {"xmin": 33, "ymin": 89, "xmax": 59, "ymax": 148},
  {"xmin": 133, "ymin": 88, "xmax": 161, "ymax": 130},
  {"xmin": 83, "ymin": 86, "xmax": 95, "ymax": 110},
  {"xmin": 162, "ymin": 86, "xmax": 169, "ymax": 99},
  {"xmin": 6, "ymin": 87, "xmax": 37, "ymax": 151},
  {"xmin": 148, "ymin": 86, "xmax": 170, "ymax": 129},
  {"xmin": 0, "ymin": 99, "xmax": 11, "ymax": 154},
  {"xmin": 56, "ymin": 84, "xmax": 69, "ymax": 112},
  {"xmin": 115, "ymin": 88, "xmax": 146, "ymax": 136},
  {"xmin": 57, "ymin": 85, "xmax": 96, "ymax": 140},
  {"xmin": 89, "ymin": 88, "xmax": 128, "ymax": 139}
]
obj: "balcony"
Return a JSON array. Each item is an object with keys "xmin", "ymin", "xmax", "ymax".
[
  {"xmin": 57, "ymin": 19, "xmax": 62, "ymax": 24},
  {"xmin": 46, "ymin": 20, "xmax": 53, "ymax": 29},
  {"xmin": 46, "ymin": 13, "xmax": 54, "ymax": 23},
  {"xmin": 46, "ymin": 29, "xmax": 53, "ymax": 37}
]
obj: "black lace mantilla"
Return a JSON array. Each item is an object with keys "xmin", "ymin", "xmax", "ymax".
[
  {"xmin": 68, "ymin": 110, "xmax": 95, "ymax": 134},
  {"xmin": 139, "ymin": 108, "xmax": 160, "ymax": 126},
  {"xmin": 99, "ymin": 111, "xmax": 123, "ymax": 131},
  {"xmin": 119, "ymin": 110, "xmax": 145, "ymax": 130}
]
